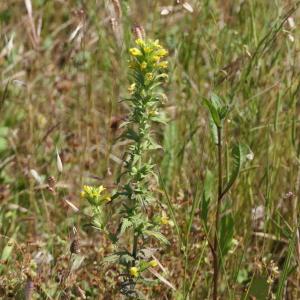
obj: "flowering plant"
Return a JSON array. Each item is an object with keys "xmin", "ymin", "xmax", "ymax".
[{"xmin": 82, "ymin": 38, "xmax": 169, "ymax": 297}]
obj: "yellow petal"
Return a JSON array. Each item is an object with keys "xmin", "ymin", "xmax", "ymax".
[{"xmin": 129, "ymin": 48, "xmax": 142, "ymax": 56}]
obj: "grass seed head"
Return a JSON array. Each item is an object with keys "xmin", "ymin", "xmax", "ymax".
[{"xmin": 132, "ymin": 24, "xmax": 145, "ymax": 40}]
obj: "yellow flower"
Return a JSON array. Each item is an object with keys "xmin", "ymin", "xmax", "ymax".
[
  {"xmin": 160, "ymin": 211, "xmax": 170, "ymax": 225},
  {"xmin": 129, "ymin": 48, "xmax": 142, "ymax": 56},
  {"xmin": 148, "ymin": 109, "xmax": 158, "ymax": 117},
  {"xmin": 152, "ymin": 55, "xmax": 160, "ymax": 62},
  {"xmin": 81, "ymin": 185, "xmax": 109, "ymax": 206},
  {"xmin": 159, "ymin": 73, "xmax": 169, "ymax": 80},
  {"xmin": 129, "ymin": 266, "xmax": 139, "ymax": 277},
  {"xmin": 161, "ymin": 215, "xmax": 169, "ymax": 225},
  {"xmin": 156, "ymin": 48, "xmax": 168, "ymax": 57},
  {"xmin": 81, "ymin": 185, "xmax": 92, "ymax": 197},
  {"xmin": 141, "ymin": 61, "xmax": 147, "ymax": 69},
  {"xmin": 158, "ymin": 61, "xmax": 168, "ymax": 69},
  {"xmin": 135, "ymin": 39, "xmax": 145, "ymax": 47},
  {"xmin": 128, "ymin": 83, "xmax": 136, "ymax": 94},
  {"xmin": 149, "ymin": 260, "xmax": 158, "ymax": 267},
  {"xmin": 153, "ymin": 40, "xmax": 162, "ymax": 49},
  {"xmin": 103, "ymin": 195, "xmax": 111, "ymax": 203},
  {"xmin": 144, "ymin": 46, "xmax": 152, "ymax": 54},
  {"xmin": 99, "ymin": 185, "xmax": 105, "ymax": 193},
  {"xmin": 37, "ymin": 113, "xmax": 47, "ymax": 128},
  {"xmin": 145, "ymin": 73, "xmax": 154, "ymax": 82}
]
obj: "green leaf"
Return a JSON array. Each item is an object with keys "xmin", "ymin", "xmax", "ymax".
[
  {"xmin": 208, "ymin": 115, "xmax": 218, "ymax": 144},
  {"xmin": 0, "ymin": 8, "xmax": 11, "ymax": 23},
  {"xmin": 161, "ymin": 122, "xmax": 179, "ymax": 188},
  {"xmin": 0, "ymin": 228, "xmax": 19, "ymax": 273},
  {"xmin": 1, "ymin": 237, "xmax": 14, "ymax": 261},
  {"xmin": 148, "ymin": 137, "xmax": 163, "ymax": 150},
  {"xmin": 0, "ymin": 126, "xmax": 9, "ymax": 153},
  {"xmin": 245, "ymin": 275, "xmax": 269, "ymax": 300},
  {"xmin": 186, "ymin": 181, "xmax": 202, "ymax": 241},
  {"xmin": 108, "ymin": 232, "xmax": 118, "ymax": 243},
  {"xmin": 237, "ymin": 269, "xmax": 249, "ymax": 284},
  {"xmin": 103, "ymin": 254, "xmax": 119, "ymax": 264},
  {"xmin": 119, "ymin": 253, "xmax": 135, "ymax": 265},
  {"xmin": 219, "ymin": 213, "xmax": 234, "ymax": 258},
  {"xmin": 222, "ymin": 143, "xmax": 247, "ymax": 196},
  {"xmin": 120, "ymin": 218, "xmax": 132, "ymax": 235},
  {"xmin": 130, "ymin": 214, "xmax": 145, "ymax": 228},
  {"xmin": 0, "ymin": 127, "xmax": 9, "ymax": 136},
  {"xmin": 276, "ymin": 232, "xmax": 296, "ymax": 299},
  {"xmin": 200, "ymin": 170, "xmax": 214, "ymax": 226},
  {"xmin": 219, "ymin": 105, "xmax": 230, "ymax": 120},
  {"xmin": 203, "ymin": 98, "xmax": 221, "ymax": 127},
  {"xmin": 103, "ymin": 251, "xmax": 134, "ymax": 266},
  {"xmin": 124, "ymin": 128, "xmax": 140, "ymax": 142},
  {"xmin": 210, "ymin": 94, "xmax": 222, "ymax": 107},
  {"xmin": 137, "ymin": 248, "xmax": 156, "ymax": 259},
  {"xmin": 0, "ymin": 137, "xmax": 8, "ymax": 153},
  {"xmin": 144, "ymin": 230, "xmax": 169, "ymax": 244},
  {"xmin": 151, "ymin": 113, "xmax": 168, "ymax": 125}
]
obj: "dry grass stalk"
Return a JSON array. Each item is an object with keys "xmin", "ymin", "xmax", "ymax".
[
  {"xmin": 111, "ymin": 0, "xmax": 122, "ymax": 19},
  {"xmin": 24, "ymin": 0, "xmax": 40, "ymax": 48},
  {"xmin": 106, "ymin": 0, "xmax": 123, "ymax": 47}
]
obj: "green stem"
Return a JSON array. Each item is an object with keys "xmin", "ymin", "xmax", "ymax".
[
  {"xmin": 132, "ymin": 233, "xmax": 138, "ymax": 260},
  {"xmin": 213, "ymin": 126, "xmax": 223, "ymax": 300}
]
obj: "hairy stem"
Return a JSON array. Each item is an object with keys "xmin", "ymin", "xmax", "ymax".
[{"xmin": 213, "ymin": 126, "xmax": 223, "ymax": 300}]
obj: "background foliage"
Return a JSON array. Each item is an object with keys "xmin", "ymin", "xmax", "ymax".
[{"xmin": 1, "ymin": 0, "xmax": 300, "ymax": 299}]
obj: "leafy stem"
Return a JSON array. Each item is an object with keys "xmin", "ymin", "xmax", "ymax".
[
  {"xmin": 203, "ymin": 94, "xmax": 248, "ymax": 300},
  {"xmin": 213, "ymin": 125, "xmax": 223, "ymax": 300}
]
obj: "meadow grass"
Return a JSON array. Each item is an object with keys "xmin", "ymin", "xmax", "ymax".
[{"xmin": 1, "ymin": 0, "xmax": 300, "ymax": 299}]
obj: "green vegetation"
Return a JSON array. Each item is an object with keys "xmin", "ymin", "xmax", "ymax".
[{"xmin": 1, "ymin": 1, "xmax": 300, "ymax": 299}]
